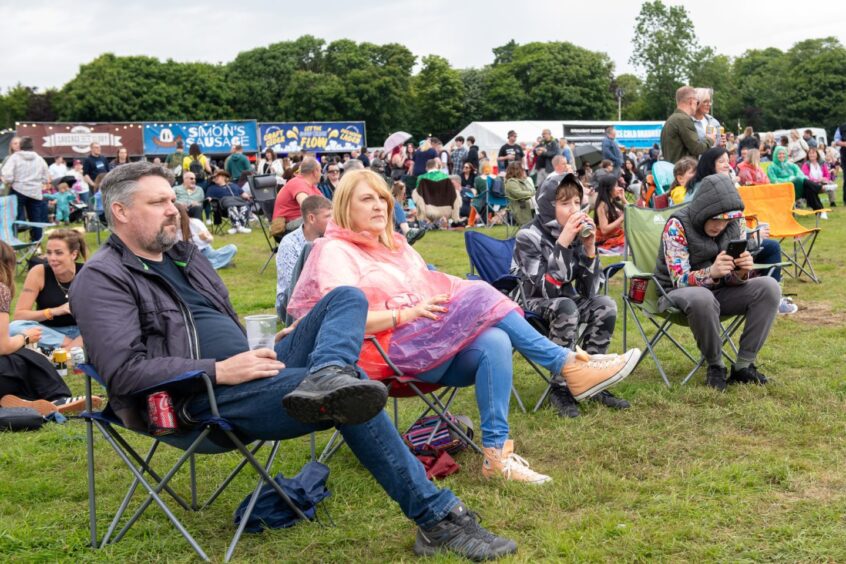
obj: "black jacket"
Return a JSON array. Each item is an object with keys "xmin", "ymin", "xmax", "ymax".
[{"xmin": 69, "ymin": 234, "xmax": 241, "ymax": 430}]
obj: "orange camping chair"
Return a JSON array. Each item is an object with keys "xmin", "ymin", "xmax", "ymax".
[{"xmin": 738, "ymin": 183, "xmax": 823, "ymax": 283}]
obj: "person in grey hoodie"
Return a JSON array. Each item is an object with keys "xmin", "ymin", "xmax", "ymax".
[{"xmin": 1, "ymin": 136, "xmax": 49, "ymax": 240}]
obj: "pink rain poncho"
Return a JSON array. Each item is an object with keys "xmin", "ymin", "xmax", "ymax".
[{"xmin": 287, "ymin": 221, "xmax": 520, "ymax": 377}]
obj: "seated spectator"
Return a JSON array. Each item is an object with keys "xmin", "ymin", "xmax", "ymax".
[
  {"xmin": 768, "ymin": 146, "xmax": 826, "ymax": 217},
  {"xmin": 801, "ymin": 147, "xmax": 836, "ymax": 208},
  {"xmin": 72, "ymin": 162, "xmax": 516, "ymax": 561},
  {"xmin": 288, "ymin": 169, "xmax": 641, "ymax": 482},
  {"xmin": 272, "ymin": 158, "xmax": 323, "ymax": 236},
  {"xmin": 760, "ymin": 132, "xmax": 775, "ymax": 162},
  {"xmin": 655, "ymin": 174, "xmax": 781, "ymax": 390},
  {"xmin": 205, "ymin": 170, "xmax": 253, "ymax": 234},
  {"xmin": 10, "ymin": 229, "xmax": 86, "ymax": 350},
  {"xmin": 44, "ymin": 181, "xmax": 78, "ymax": 224},
  {"xmin": 275, "ymin": 195, "xmax": 332, "ymax": 318},
  {"xmin": 175, "ymin": 204, "xmax": 236, "ymax": 270},
  {"xmin": 318, "ymin": 163, "xmax": 341, "ymax": 200},
  {"xmin": 503, "ymin": 161, "xmax": 536, "ymax": 226},
  {"xmin": 0, "ymin": 241, "xmax": 101, "ymax": 415},
  {"xmin": 684, "ymin": 147, "xmax": 731, "ymax": 202},
  {"xmin": 737, "ymin": 149, "xmax": 768, "ymax": 186},
  {"xmin": 460, "ymin": 162, "xmax": 477, "ymax": 189},
  {"xmin": 259, "ymin": 148, "xmax": 285, "ymax": 186},
  {"xmin": 622, "ymin": 157, "xmax": 644, "ymax": 198},
  {"xmin": 593, "ymin": 174, "xmax": 626, "ymax": 253},
  {"xmin": 173, "ymin": 171, "xmax": 205, "ymax": 219},
  {"xmin": 413, "ymin": 160, "xmax": 461, "ymax": 227},
  {"xmin": 513, "ymin": 173, "xmax": 631, "ymax": 418},
  {"xmin": 787, "ymin": 129, "xmax": 809, "ymax": 164},
  {"xmin": 669, "ymin": 157, "xmax": 698, "ymax": 205}
]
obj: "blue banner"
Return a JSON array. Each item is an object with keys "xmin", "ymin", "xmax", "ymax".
[
  {"xmin": 259, "ymin": 121, "xmax": 366, "ymax": 153},
  {"xmin": 143, "ymin": 121, "xmax": 258, "ymax": 154},
  {"xmin": 612, "ymin": 123, "xmax": 664, "ymax": 149}
]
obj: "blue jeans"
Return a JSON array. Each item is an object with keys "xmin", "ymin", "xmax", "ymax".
[
  {"xmin": 13, "ymin": 190, "xmax": 48, "ymax": 241},
  {"xmin": 754, "ymin": 238, "xmax": 782, "ymax": 282},
  {"xmin": 9, "ymin": 320, "xmax": 80, "ymax": 349},
  {"xmin": 201, "ymin": 244, "xmax": 237, "ymax": 270},
  {"xmin": 78, "ymin": 191, "xmax": 90, "ymax": 206},
  {"xmin": 415, "ymin": 310, "xmax": 568, "ymax": 449},
  {"xmin": 185, "ymin": 286, "xmax": 457, "ymax": 527}
]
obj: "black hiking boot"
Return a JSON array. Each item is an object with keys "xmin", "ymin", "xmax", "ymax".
[
  {"xmin": 548, "ymin": 384, "xmax": 580, "ymax": 418},
  {"xmin": 413, "ymin": 502, "xmax": 517, "ymax": 561},
  {"xmin": 729, "ymin": 364, "xmax": 769, "ymax": 385},
  {"xmin": 282, "ymin": 365, "xmax": 387, "ymax": 425},
  {"xmin": 706, "ymin": 365, "xmax": 728, "ymax": 392},
  {"xmin": 590, "ymin": 389, "xmax": 631, "ymax": 410}
]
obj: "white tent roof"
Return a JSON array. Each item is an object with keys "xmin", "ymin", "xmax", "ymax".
[{"xmin": 448, "ymin": 121, "xmax": 563, "ymax": 160}]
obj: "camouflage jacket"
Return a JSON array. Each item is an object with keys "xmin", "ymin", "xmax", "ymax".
[{"xmin": 513, "ymin": 222, "xmax": 602, "ymax": 301}]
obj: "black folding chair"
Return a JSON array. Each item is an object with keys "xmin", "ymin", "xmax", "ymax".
[
  {"xmin": 80, "ymin": 364, "xmax": 320, "ymax": 562},
  {"xmin": 248, "ymin": 174, "xmax": 280, "ymax": 274}
]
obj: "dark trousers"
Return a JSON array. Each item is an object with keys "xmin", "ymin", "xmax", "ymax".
[
  {"xmin": 0, "ymin": 349, "xmax": 71, "ymax": 401},
  {"xmin": 12, "ymin": 190, "xmax": 48, "ymax": 241}
]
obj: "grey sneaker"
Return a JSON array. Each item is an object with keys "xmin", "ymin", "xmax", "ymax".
[
  {"xmin": 282, "ymin": 365, "xmax": 387, "ymax": 425},
  {"xmin": 778, "ymin": 297, "xmax": 798, "ymax": 314},
  {"xmin": 414, "ymin": 502, "xmax": 517, "ymax": 561}
]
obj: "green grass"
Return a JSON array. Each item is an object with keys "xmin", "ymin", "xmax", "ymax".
[{"xmin": 2, "ymin": 187, "xmax": 845, "ymax": 562}]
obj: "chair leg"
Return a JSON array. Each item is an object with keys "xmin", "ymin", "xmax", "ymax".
[
  {"xmin": 94, "ymin": 425, "xmax": 210, "ymax": 561},
  {"xmin": 259, "ymin": 250, "xmax": 276, "ymax": 274},
  {"xmin": 200, "ymin": 441, "xmax": 266, "ymax": 511},
  {"xmin": 225, "ymin": 441, "xmax": 281, "ymax": 563},
  {"xmin": 626, "ymin": 300, "xmax": 672, "ymax": 387},
  {"xmin": 189, "ymin": 454, "xmax": 198, "ymax": 510},
  {"xmin": 101, "ymin": 441, "xmax": 160, "ymax": 547},
  {"xmin": 85, "ymin": 381, "xmax": 98, "ymax": 548}
]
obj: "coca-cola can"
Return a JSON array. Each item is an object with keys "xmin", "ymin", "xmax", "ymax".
[
  {"xmin": 629, "ymin": 278, "xmax": 648, "ymax": 304},
  {"xmin": 147, "ymin": 391, "xmax": 179, "ymax": 436}
]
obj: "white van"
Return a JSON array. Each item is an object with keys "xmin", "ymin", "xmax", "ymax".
[{"xmin": 768, "ymin": 127, "xmax": 828, "ymax": 147}]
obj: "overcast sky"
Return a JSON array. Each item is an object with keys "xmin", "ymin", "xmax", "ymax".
[{"xmin": 4, "ymin": 0, "xmax": 846, "ymax": 91}]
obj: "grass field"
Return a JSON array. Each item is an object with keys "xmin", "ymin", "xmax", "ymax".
[{"xmin": 1, "ymin": 188, "xmax": 845, "ymax": 563}]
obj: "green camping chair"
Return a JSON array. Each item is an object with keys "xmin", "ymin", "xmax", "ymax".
[{"xmin": 620, "ymin": 204, "xmax": 750, "ymax": 387}]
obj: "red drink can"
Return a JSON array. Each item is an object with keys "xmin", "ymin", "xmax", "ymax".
[
  {"xmin": 147, "ymin": 391, "xmax": 179, "ymax": 436},
  {"xmin": 629, "ymin": 278, "xmax": 648, "ymax": 304}
]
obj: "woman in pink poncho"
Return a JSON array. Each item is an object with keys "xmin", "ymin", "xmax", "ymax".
[{"xmin": 288, "ymin": 170, "xmax": 640, "ymax": 485}]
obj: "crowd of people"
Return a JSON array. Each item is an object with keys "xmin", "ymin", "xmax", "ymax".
[{"xmin": 0, "ymin": 93, "xmax": 843, "ymax": 559}]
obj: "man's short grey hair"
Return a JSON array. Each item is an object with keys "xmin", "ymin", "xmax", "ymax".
[
  {"xmin": 343, "ymin": 159, "xmax": 364, "ymax": 172},
  {"xmin": 449, "ymin": 174, "xmax": 461, "ymax": 184},
  {"xmin": 299, "ymin": 157, "xmax": 320, "ymax": 175},
  {"xmin": 552, "ymin": 155, "xmax": 566, "ymax": 167},
  {"xmin": 99, "ymin": 161, "xmax": 174, "ymax": 227},
  {"xmin": 675, "ymin": 85, "xmax": 696, "ymax": 105}
]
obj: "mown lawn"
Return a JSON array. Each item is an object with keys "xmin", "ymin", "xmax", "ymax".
[{"xmin": 1, "ymin": 186, "xmax": 845, "ymax": 562}]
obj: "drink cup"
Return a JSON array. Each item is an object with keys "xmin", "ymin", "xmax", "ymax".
[
  {"xmin": 579, "ymin": 221, "xmax": 594, "ymax": 239},
  {"xmin": 245, "ymin": 314, "xmax": 278, "ymax": 351}
]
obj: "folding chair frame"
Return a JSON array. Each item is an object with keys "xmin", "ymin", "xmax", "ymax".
[
  {"xmin": 317, "ymin": 336, "xmax": 482, "ymax": 464},
  {"xmin": 248, "ymin": 174, "xmax": 280, "ymax": 275},
  {"xmin": 82, "ymin": 367, "xmax": 317, "ymax": 562},
  {"xmin": 776, "ymin": 231, "xmax": 821, "ymax": 283}
]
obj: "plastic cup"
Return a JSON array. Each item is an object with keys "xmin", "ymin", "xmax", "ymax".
[{"xmin": 245, "ymin": 314, "xmax": 277, "ymax": 351}]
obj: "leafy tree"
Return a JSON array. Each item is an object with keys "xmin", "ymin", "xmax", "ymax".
[
  {"xmin": 492, "ymin": 40, "xmax": 518, "ymax": 66},
  {"xmin": 688, "ymin": 48, "xmax": 739, "ymax": 131},
  {"xmin": 731, "ymin": 47, "xmax": 789, "ymax": 131},
  {"xmin": 612, "ymin": 73, "xmax": 645, "ymax": 119},
  {"xmin": 780, "ymin": 38, "xmax": 846, "ymax": 133},
  {"xmin": 0, "ymin": 84, "xmax": 39, "ymax": 129},
  {"xmin": 459, "ymin": 68, "xmax": 488, "ymax": 124},
  {"xmin": 409, "ymin": 55, "xmax": 465, "ymax": 138},
  {"xmin": 630, "ymin": 0, "xmax": 701, "ymax": 119}
]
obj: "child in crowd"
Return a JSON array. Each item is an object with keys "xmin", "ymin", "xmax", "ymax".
[
  {"xmin": 593, "ymin": 174, "xmax": 626, "ymax": 254},
  {"xmin": 44, "ymin": 181, "xmax": 78, "ymax": 224},
  {"xmin": 669, "ymin": 157, "xmax": 697, "ymax": 206}
]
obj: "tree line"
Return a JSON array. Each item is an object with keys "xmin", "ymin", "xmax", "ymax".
[{"xmin": 2, "ymin": 1, "xmax": 845, "ymax": 144}]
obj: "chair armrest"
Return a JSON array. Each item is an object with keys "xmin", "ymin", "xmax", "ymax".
[{"xmin": 794, "ymin": 208, "xmax": 830, "ymax": 216}]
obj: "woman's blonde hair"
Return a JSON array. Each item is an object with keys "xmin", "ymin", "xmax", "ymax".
[
  {"xmin": 480, "ymin": 160, "xmax": 493, "ymax": 175},
  {"xmin": 0, "ymin": 241, "xmax": 16, "ymax": 297},
  {"xmin": 333, "ymin": 169, "xmax": 396, "ymax": 249},
  {"xmin": 746, "ymin": 148, "xmax": 761, "ymax": 168}
]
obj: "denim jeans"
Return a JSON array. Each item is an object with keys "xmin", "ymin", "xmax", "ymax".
[
  {"xmin": 415, "ymin": 310, "xmax": 569, "ymax": 449},
  {"xmin": 754, "ymin": 238, "xmax": 782, "ymax": 282},
  {"xmin": 9, "ymin": 320, "xmax": 80, "ymax": 349},
  {"xmin": 184, "ymin": 286, "xmax": 457, "ymax": 527},
  {"xmin": 200, "ymin": 244, "xmax": 237, "ymax": 270},
  {"xmin": 13, "ymin": 190, "xmax": 48, "ymax": 241}
]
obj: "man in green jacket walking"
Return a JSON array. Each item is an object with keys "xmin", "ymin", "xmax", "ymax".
[
  {"xmin": 224, "ymin": 144, "xmax": 252, "ymax": 181},
  {"xmin": 660, "ymin": 86, "xmax": 716, "ymax": 163}
]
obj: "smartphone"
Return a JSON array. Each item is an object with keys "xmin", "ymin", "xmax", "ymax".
[{"xmin": 725, "ymin": 238, "xmax": 748, "ymax": 259}]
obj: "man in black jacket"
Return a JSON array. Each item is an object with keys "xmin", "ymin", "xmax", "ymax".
[{"xmin": 69, "ymin": 162, "xmax": 516, "ymax": 561}]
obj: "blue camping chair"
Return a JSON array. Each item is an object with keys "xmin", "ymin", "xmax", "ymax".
[
  {"xmin": 79, "ymin": 364, "xmax": 319, "ymax": 562},
  {"xmin": 0, "ymin": 195, "xmax": 53, "ymax": 274}
]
